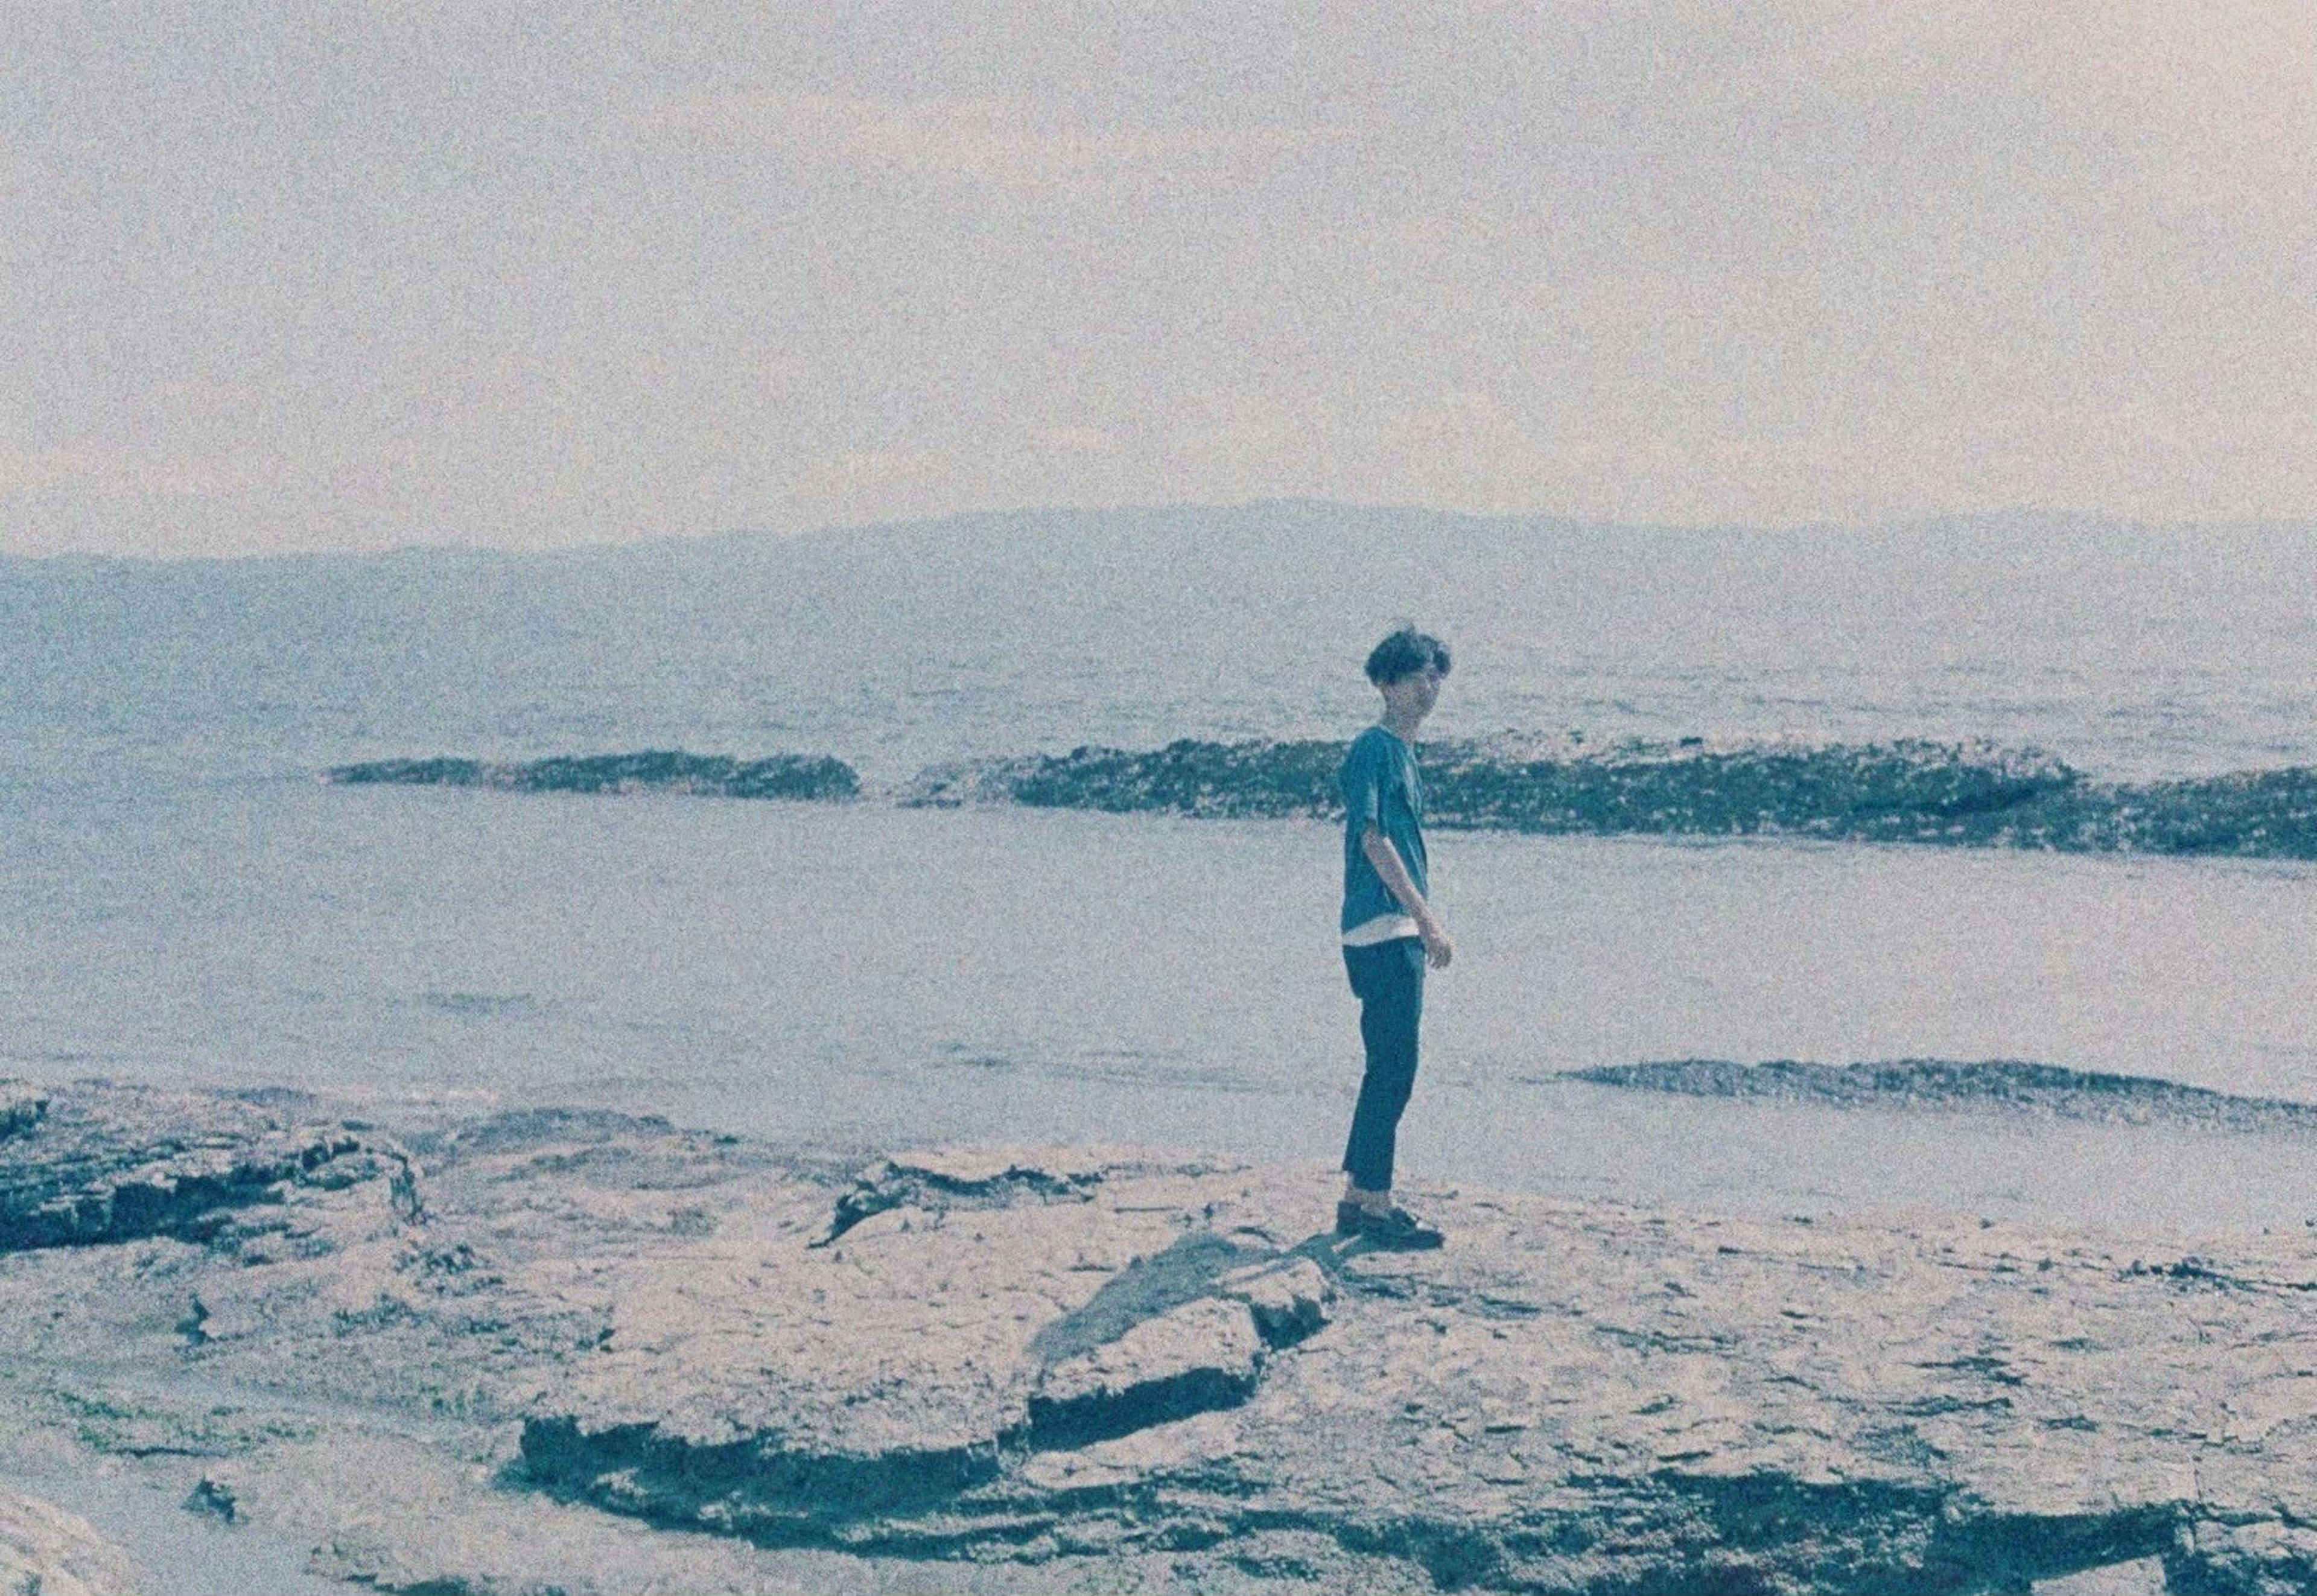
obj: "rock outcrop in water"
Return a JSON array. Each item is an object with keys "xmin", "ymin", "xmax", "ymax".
[
  {"xmin": 7, "ymin": 1078, "xmax": 2317, "ymax": 1593},
  {"xmin": 1569, "ymin": 1058, "xmax": 2317, "ymax": 1136},
  {"xmin": 326, "ymin": 749, "xmax": 860, "ymax": 801},
  {"xmin": 326, "ymin": 738, "xmax": 2317, "ymax": 860},
  {"xmin": 917, "ymin": 736, "xmax": 2317, "ymax": 859}
]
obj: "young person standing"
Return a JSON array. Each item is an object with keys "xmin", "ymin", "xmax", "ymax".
[{"xmin": 1336, "ymin": 627, "xmax": 1454, "ymax": 1248}]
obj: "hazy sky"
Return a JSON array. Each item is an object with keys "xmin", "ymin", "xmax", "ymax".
[{"xmin": 5, "ymin": 2, "xmax": 2313, "ymax": 556}]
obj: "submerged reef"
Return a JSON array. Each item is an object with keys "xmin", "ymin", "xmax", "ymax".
[
  {"xmin": 921, "ymin": 736, "xmax": 2317, "ymax": 858},
  {"xmin": 1569, "ymin": 1058, "xmax": 2317, "ymax": 1136},
  {"xmin": 6, "ymin": 1076, "xmax": 2317, "ymax": 1593},
  {"xmin": 326, "ymin": 749, "xmax": 860, "ymax": 801}
]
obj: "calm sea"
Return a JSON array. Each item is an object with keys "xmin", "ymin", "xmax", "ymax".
[{"xmin": 6, "ymin": 504, "xmax": 2317, "ymax": 1235}]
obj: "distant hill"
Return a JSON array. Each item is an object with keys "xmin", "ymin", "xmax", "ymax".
[{"xmin": 4, "ymin": 503, "xmax": 2313, "ymax": 785}]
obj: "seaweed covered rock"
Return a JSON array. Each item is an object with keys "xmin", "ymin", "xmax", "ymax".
[
  {"xmin": 923, "ymin": 736, "xmax": 2087, "ymax": 838},
  {"xmin": 332, "ymin": 736, "xmax": 2317, "ymax": 857},
  {"xmin": 2094, "ymin": 765, "xmax": 2317, "ymax": 857},
  {"xmin": 942, "ymin": 734, "xmax": 2317, "ymax": 860},
  {"xmin": 1007, "ymin": 739, "xmax": 1344, "ymax": 818},
  {"xmin": 1570, "ymin": 1058, "xmax": 2317, "ymax": 1134},
  {"xmin": 1426, "ymin": 737, "xmax": 2080, "ymax": 843},
  {"xmin": 327, "ymin": 750, "xmax": 860, "ymax": 802}
]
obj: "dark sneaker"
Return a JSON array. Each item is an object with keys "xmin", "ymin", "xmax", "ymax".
[
  {"xmin": 1345, "ymin": 1204, "xmax": 1444, "ymax": 1250},
  {"xmin": 1335, "ymin": 1199, "xmax": 1367, "ymax": 1237}
]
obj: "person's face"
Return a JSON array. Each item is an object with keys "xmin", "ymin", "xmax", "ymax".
[{"xmin": 1382, "ymin": 663, "xmax": 1446, "ymax": 724}]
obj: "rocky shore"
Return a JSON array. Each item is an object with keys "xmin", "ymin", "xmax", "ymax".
[{"xmin": 4, "ymin": 1077, "xmax": 2313, "ymax": 1594}]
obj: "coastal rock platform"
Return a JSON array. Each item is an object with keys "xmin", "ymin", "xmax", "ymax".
[
  {"xmin": 0, "ymin": 1486, "xmax": 146, "ymax": 1596},
  {"xmin": 2, "ymin": 1079, "xmax": 2314, "ymax": 1594}
]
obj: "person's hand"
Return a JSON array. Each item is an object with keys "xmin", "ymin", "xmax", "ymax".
[{"xmin": 1419, "ymin": 918, "xmax": 1454, "ymax": 970}]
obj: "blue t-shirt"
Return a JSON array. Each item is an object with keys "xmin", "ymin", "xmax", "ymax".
[{"xmin": 1340, "ymin": 725, "xmax": 1428, "ymax": 933}]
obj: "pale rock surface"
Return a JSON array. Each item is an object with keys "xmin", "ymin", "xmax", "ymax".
[
  {"xmin": 0, "ymin": 1489, "xmax": 145, "ymax": 1596},
  {"xmin": 8, "ymin": 1079, "xmax": 2317, "ymax": 1592},
  {"xmin": 2035, "ymin": 1556, "xmax": 2169, "ymax": 1594},
  {"xmin": 1031, "ymin": 1293, "xmax": 1265, "ymax": 1446}
]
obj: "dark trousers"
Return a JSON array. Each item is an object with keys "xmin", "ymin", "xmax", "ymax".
[{"xmin": 1341, "ymin": 938, "xmax": 1425, "ymax": 1192}]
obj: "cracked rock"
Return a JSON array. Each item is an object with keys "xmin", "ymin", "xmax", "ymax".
[
  {"xmin": 1219, "ymin": 1256, "xmax": 1333, "ymax": 1347},
  {"xmin": 818, "ymin": 1146, "xmax": 1109, "ymax": 1244},
  {"xmin": 0, "ymin": 1080, "xmax": 416, "ymax": 1252},
  {"xmin": 1030, "ymin": 1295, "xmax": 1264, "ymax": 1449},
  {"xmin": 13, "ymin": 1086, "xmax": 2317, "ymax": 1594}
]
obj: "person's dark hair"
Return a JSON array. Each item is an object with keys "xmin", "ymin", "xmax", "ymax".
[{"xmin": 1364, "ymin": 626, "xmax": 1452, "ymax": 685}]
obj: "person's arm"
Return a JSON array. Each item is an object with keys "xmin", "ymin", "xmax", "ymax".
[{"xmin": 1361, "ymin": 826, "xmax": 1453, "ymax": 968}]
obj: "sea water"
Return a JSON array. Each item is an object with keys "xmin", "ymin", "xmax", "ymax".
[{"xmin": 5, "ymin": 506, "xmax": 2317, "ymax": 1236}]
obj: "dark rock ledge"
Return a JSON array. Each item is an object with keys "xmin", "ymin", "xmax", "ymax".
[
  {"xmin": 906, "ymin": 737, "xmax": 2317, "ymax": 860},
  {"xmin": 325, "ymin": 749, "xmax": 860, "ymax": 801},
  {"xmin": 326, "ymin": 738, "xmax": 2317, "ymax": 861},
  {"xmin": 1568, "ymin": 1058, "xmax": 2317, "ymax": 1136},
  {"xmin": 3, "ymin": 1081, "xmax": 2316, "ymax": 1594},
  {"xmin": 0, "ymin": 1081, "xmax": 417, "ymax": 1252}
]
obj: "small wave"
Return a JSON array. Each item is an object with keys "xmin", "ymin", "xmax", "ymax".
[
  {"xmin": 1566, "ymin": 1058, "xmax": 2317, "ymax": 1135},
  {"xmin": 420, "ymin": 991, "xmax": 537, "ymax": 1018},
  {"xmin": 932, "ymin": 1043, "xmax": 1017, "ymax": 1072},
  {"xmin": 326, "ymin": 751, "xmax": 859, "ymax": 802},
  {"xmin": 911, "ymin": 737, "xmax": 2317, "ymax": 859}
]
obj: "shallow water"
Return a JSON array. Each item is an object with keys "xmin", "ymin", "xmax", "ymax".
[
  {"xmin": 1, "ymin": 1467, "xmax": 340, "ymax": 1596},
  {"xmin": 8, "ymin": 775, "xmax": 2316, "ymax": 1236}
]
